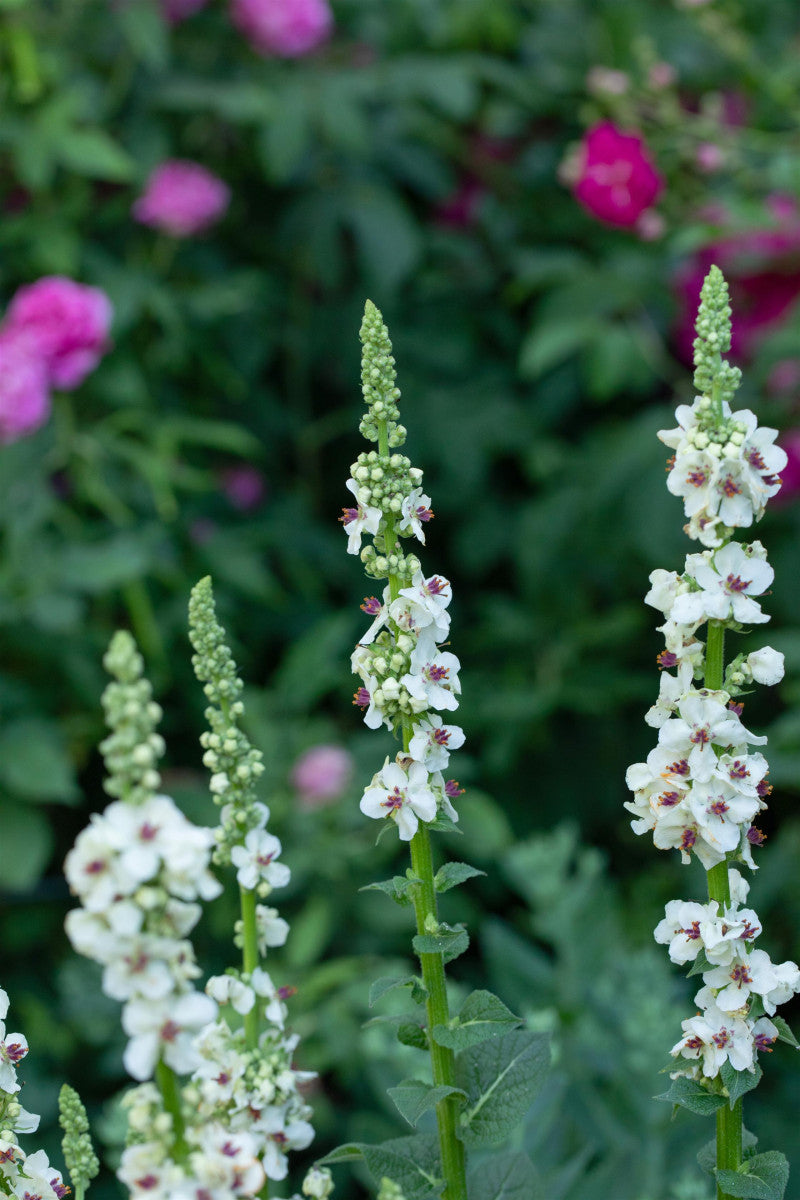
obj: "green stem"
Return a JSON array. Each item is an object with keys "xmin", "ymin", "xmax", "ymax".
[
  {"xmin": 240, "ymin": 884, "xmax": 261, "ymax": 1050},
  {"xmin": 154, "ymin": 1058, "xmax": 187, "ymax": 1157},
  {"xmin": 704, "ymin": 619, "xmax": 740, "ymax": 1198},
  {"xmin": 409, "ymin": 821, "xmax": 467, "ymax": 1200}
]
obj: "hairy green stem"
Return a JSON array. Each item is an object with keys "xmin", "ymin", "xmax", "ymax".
[
  {"xmin": 378, "ymin": 418, "xmax": 467, "ymax": 1200},
  {"xmin": 240, "ymin": 885, "xmax": 261, "ymax": 1049},
  {"xmin": 704, "ymin": 619, "xmax": 741, "ymax": 1198}
]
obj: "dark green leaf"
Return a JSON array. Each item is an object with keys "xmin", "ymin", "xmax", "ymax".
[
  {"xmin": 432, "ymin": 990, "xmax": 521, "ymax": 1051},
  {"xmin": 698, "ymin": 1130, "xmax": 758, "ymax": 1174},
  {"xmin": 519, "ymin": 316, "xmax": 601, "ymax": 379},
  {"xmin": 361, "ymin": 875, "xmax": 419, "ymax": 907},
  {"xmin": 413, "ymin": 923, "xmax": 469, "ymax": 964},
  {"xmin": 687, "ymin": 949, "xmax": 713, "ymax": 978},
  {"xmin": 456, "ymin": 1029, "xmax": 550, "ymax": 1147},
  {"xmin": 655, "ymin": 1075, "xmax": 727, "ymax": 1116},
  {"xmin": 387, "ymin": 1079, "xmax": 465, "ymax": 1128},
  {"xmin": 369, "ymin": 976, "xmax": 422, "ymax": 1008},
  {"xmin": 0, "ymin": 717, "xmax": 79, "ymax": 803},
  {"xmin": 398, "ymin": 1022, "xmax": 429, "ymax": 1051},
  {"xmin": 57, "ymin": 129, "xmax": 136, "ymax": 182},
  {"xmin": 715, "ymin": 1150, "xmax": 789, "ymax": 1200},
  {"xmin": 320, "ymin": 1135, "xmax": 443, "ymax": 1200},
  {"xmin": 771, "ymin": 1015, "xmax": 800, "ymax": 1049},
  {"xmin": 720, "ymin": 1060, "xmax": 762, "ymax": 1108},
  {"xmin": 0, "ymin": 801, "xmax": 53, "ymax": 891},
  {"xmin": 468, "ymin": 1151, "xmax": 544, "ymax": 1200},
  {"xmin": 434, "ymin": 862, "xmax": 486, "ymax": 892}
]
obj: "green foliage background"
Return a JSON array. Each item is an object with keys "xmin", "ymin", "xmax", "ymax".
[{"xmin": 2, "ymin": 1, "xmax": 800, "ymax": 1197}]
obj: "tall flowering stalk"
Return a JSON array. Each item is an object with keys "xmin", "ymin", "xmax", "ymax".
[
  {"xmin": 625, "ymin": 265, "xmax": 799, "ymax": 1200},
  {"xmin": 65, "ymin": 620, "xmax": 327, "ymax": 1200},
  {"xmin": 326, "ymin": 302, "xmax": 549, "ymax": 1200}
]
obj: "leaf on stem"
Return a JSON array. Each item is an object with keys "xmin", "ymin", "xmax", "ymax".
[
  {"xmin": 387, "ymin": 1079, "xmax": 466, "ymax": 1127},
  {"xmin": 432, "ymin": 990, "xmax": 522, "ymax": 1051},
  {"xmin": 412, "ymin": 923, "xmax": 470, "ymax": 964},
  {"xmin": 319, "ymin": 1134, "xmax": 444, "ymax": 1200},
  {"xmin": 715, "ymin": 1150, "xmax": 790, "ymax": 1200},
  {"xmin": 467, "ymin": 1151, "xmax": 544, "ymax": 1200},
  {"xmin": 433, "ymin": 862, "xmax": 486, "ymax": 892},
  {"xmin": 455, "ymin": 1029, "xmax": 550, "ymax": 1147},
  {"xmin": 369, "ymin": 976, "xmax": 427, "ymax": 1008},
  {"xmin": 770, "ymin": 1015, "xmax": 800, "ymax": 1049},
  {"xmin": 654, "ymin": 1075, "xmax": 727, "ymax": 1116},
  {"xmin": 720, "ymin": 1059, "xmax": 762, "ymax": 1108},
  {"xmin": 361, "ymin": 876, "xmax": 420, "ymax": 906},
  {"xmin": 697, "ymin": 1129, "xmax": 758, "ymax": 1174}
]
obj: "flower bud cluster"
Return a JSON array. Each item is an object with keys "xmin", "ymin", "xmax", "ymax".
[
  {"xmin": 345, "ymin": 302, "xmax": 466, "ymax": 841},
  {"xmin": 188, "ymin": 577, "xmax": 271, "ymax": 870},
  {"xmin": 627, "ymin": 265, "xmax": 799, "ymax": 1095},
  {"xmin": 99, "ymin": 631, "xmax": 165, "ymax": 805},
  {"xmin": 58, "ymin": 1084, "xmax": 99, "ymax": 1198},
  {"xmin": 0, "ymin": 987, "xmax": 70, "ymax": 1200},
  {"xmin": 358, "ymin": 299, "xmax": 406, "ymax": 446}
]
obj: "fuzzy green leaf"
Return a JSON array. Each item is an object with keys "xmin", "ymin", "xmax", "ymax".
[
  {"xmin": 720, "ymin": 1060, "xmax": 762, "ymax": 1108},
  {"xmin": 361, "ymin": 876, "xmax": 419, "ymax": 906},
  {"xmin": 434, "ymin": 862, "xmax": 486, "ymax": 892},
  {"xmin": 369, "ymin": 976, "xmax": 426, "ymax": 1008},
  {"xmin": 413, "ymin": 923, "xmax": 469, "ymax": 964},
  {"xmin": 771, "ymin": 1015, "xmax": 800, "ymax": 1049},
  {"xmin": 715, "ymin": 1151, "xmax": 789, "ymax": 1200},
  {"xmin": 698, "ymin": 1130, "xmax": 758, "ymax": 1174},
  {"xmin": 432, "ymin": 990, "xmax": 522, "ymax": 1051},
  {"xmin": 398, "ymin": 1022, "xmax": 429, "ymax": 1050},
  {"xmin": 456, "ymin": 1029, "xmax": 550, "ymax": 1147},
  {"xmin": 320, "ymin": 1135, "xmax": 443, "ymax": 1200},
  {"xmin": 655, "ymin": 1075, "xmax": 727, "ymax": 1116},
  {"xmin": 388, "ymin": 1079, "xmax": 466, "ymax": 1128},
  {"xmin": 468, "ymin": 1151, "xmax": 544, "ymax": 1200},
  {"xmin": 686, "ymin": 949, "xmax": 713, "ymax": 978}
]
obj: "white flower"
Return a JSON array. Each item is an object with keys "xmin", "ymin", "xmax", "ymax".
[
  {"xmin": 408, "ymin": 715, "xmax": 465, "ymax": 771},
  {"xmin": 672, "ymin": 542, "xmax": 773, "ymax": 626},
  {"xmin": 398, "ymin": 489, "xmax": 433, "ymax": 544},
  {"xmin": 360, "ymin": 758, "xmax": 437, "ymax": 841},
  {"xmin": 0, "ymin": 991, "xmax": 8, "ymax": 1021},
  {"xmin": 654, "ymin": 900, "xmax": 719, "ymax": 964},
  {"xmin": 671, "ymin": 1002, "xmax": 754, "ymax": 1076},
  {"xmin": 341, "ymin": 479, "xmax": 382, "ymax": 555},
  {"xmin": 206, "ymin": 975, "xmax": 256, "ymax": 1015},
  {"xmin": 0, "ymin": 1025, "xmax": 28, "ymax": 1093},
  {"xmin": 122, "ymin": 990, "xmax": 217, "ymax": 1080},
  {"xmin": 761, "ymin": 959, "xmax": 800, "ymax": 1015},
  {"xmin": 658, "ymin": 690, "xmax": 765, "ymax": 782},
  {"xmin": 391, "ymin": 572, "xmax": 452, "ymax": 641},
  {"xmin": 255, "ymin": 905, "xmax": 290, "ymax": 954},
  {"xmin": 746, "ymin": 646, "xmax": 785, "ymax": 686},
  {"xmin": 703, "ymin": 948, "xmax": 781, "ymax": 1013},
  {"xmin": 644, "ymin": 569, "xmax": 688, "ymax": 616},
  {"xmin": 405, "ymin": 635, "xmax": 461, "ymax": 712},
  {"xmin": 687, "ymin": 779, "xmax": 761, "ymax": 854},
  {"xmin": 231, "ymin": 831, "xmax": 291, "ymax": 893},
  {"xmin": 645, "ymin": 661, "xmax": 695, "ymax": 728}
]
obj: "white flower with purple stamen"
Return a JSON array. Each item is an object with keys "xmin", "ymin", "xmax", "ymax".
[
  {"xmin": 230, "ymin": 830, "xmax": 290, "ymax": 893},
  {"xmin": 391, "ymin": 572, "xmax": 452, "ymax": 641},
  {"xmin": 122, "ymin": 990, "xmax": 218, "ymax": 1080},
  {"xmin": 0, "ymin": 1024, "xmax": 28, "ymax": 1093},
  {"xmin": 405, "ymin": 634, "xmax": 461, "ymax": 712},
  {"xmin": 746, "ymin": 646, "xmax": 785, "ymax": 686},
  {"xmin": 671, "ymin": 1002, "xmax": 754, "ymax": 1077},
  {"xmin": 340, "ymin": 478, "xmax": 382, "ymax": 555},
  {"xmin": 702, "ymin": 948, "xmax": 781, "ymax": 1014},
  {"xmin": 360, "ymin": 758, "xmax": 437, "ymax": 841},
  {"xmin": 671, "ymin": 542, "xmax": 774, "ymax": 626},
  {"xmin": 654, "ymin": 899, "xmax": 720, "ymax": 964},
  {"xmin": 398, "ymin": 489, "xmax": 434, "ymax": 544},
  {"xmin": 687, "ymin": 778, "xmax": 761, "ymax": 850},
  {"xmin": 409, "ymin": 715, "xmax": 465, "ymax": 771},
  {"xmin": 657, "ymin": 690, "xmax": 765, "ymax": 782}
]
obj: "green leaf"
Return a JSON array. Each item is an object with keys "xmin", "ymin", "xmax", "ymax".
[
  {"xmin": 456, "ymin": 1029, "xmax": 550, "ymax": 1147},
  {"xmin": 398, "ymin": 1022, "xmax": 429, "ymax": 1051},
  {"xmin": 320, "ymin": 1135, "xmax": 443, "ymax": 1200},
  {"xmin": 117, "ymin": 0, "xmax": 169, "ymax": 69},
  {"xmin": 655, "ymin": 1075, "xmax": 727, "ymax": 1116},
  {"xmin": 432, "ymin": 990, "xmax": 522, "ymax": 1051},
  {"xmin": 369, "ymin": 976, "xmax": 423, "ymax": 1008},
  {"xmin": 686, "ymin": 948, "xmax": 713, "ymax": 978},
  {"xmin": 518, "ymin": 316, "xmax": 601, "ymax": 379},
  {"xmin": 426, "ymin": 812, "xmax": 463, "ymax": 835},
  {"xmin": 434, "ymin": 862, "xmax": 486, "ymax": 892},
  {"xmin": 56, "ymin": 129, "xmax": 136, "ymax": 182},
  {"xmin": 468, "ymin": 1151, "xmax": 544, "ymax": 1200},
  {"xmin": 0, "ymin": 801, "xmax": 53, "ymax": 891},
  {"xmin": 344, "ymin": 183, "xmax": 422, "ymax": 292},
  {"xmin": 720, "ymin": 1060, "xmax": 762, "ymax": 1108},
  {"xmin": 698, "ymin": 1130, "xmax": 759, "ymax": 1174},
  {"xmin": 771, "ymin": 1015, "xmax": 800, "ymax": 1049},
  {"xmin": 0, "ymin": 717, "xmax": 79, "ymax": 803},
  {"xmin": 715, "ymin": 1151, "xmax": 790, "ymax": 1200},
  {"xmin": 387, "ymin": 1079, "xmax": 466, "ymax": 1128},
  {"xmin": 413, "ymin": 923, "xmax": 469, "ymax": 964},
  {"xmin": 361, "ymin": 875, "xmax": 419, "ymax": 907}
]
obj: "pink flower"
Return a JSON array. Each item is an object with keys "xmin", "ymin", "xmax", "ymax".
[
  {"xmin": 0, "ymin": 331, "xmax": 51, "ymax": 444},
  {"xmin": 3, "ymin": 277, "xmax": 112, "ymax": 391},
  {"xmin": 132, "ymin": 161, "xmax": 230, "ymax": 238},
  {"xmin": 291, "ymin": 745, "xmax": 353, "ymax": 810},
  {"xmin": 573, "ymin": 122, "xmax": 664, "ymax": 229},
  {"xmin": 162, "ymin": 0, "xmax": 208, "ymax": 20},
  {"xmin": 775, "ymin": 431, "xmax": 800, "ymax": 502},
  {"xmin": 220, "ymin": 465, "xmax": 267, "ymax": 511},
  {"xmin": 230, "ymin": 0, "xmax": 333, "ymax": 58}
]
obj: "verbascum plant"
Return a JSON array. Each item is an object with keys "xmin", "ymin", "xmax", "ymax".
[
  {"xmin": 625, "ymin": 265, "xmax": 799, "ymax": 1200},
  {"xmin": 321, "ymin": 301, "xmax": 551, "ymax": 1200}
]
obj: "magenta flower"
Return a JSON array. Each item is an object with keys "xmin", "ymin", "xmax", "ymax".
[
  {"xmin": 573, "ymin": 122, "xmax": 664, "ymax": 228},
  {"xmin": 229, "ymin": 0, "xmax": 333, "ymax": 58},
  {"xmin": 291, "ymin": 745, "xmax": 353, "ymax": 810},
  {"xmin": 132, "ymin": 161, "xmax": 230, "ymax": 238},
  {"xmin": 0, "ymin": 331, "xmax": 51, "ymax": 444},
  {"xmin": 220, "ymin": 465, "xmax": 267, "ymax": 511},
  {"xmin": 3, "ymin": 277, "xmax": 112, "ymax": 391},
  {"xmin": 774, "ymin": 431, "xmax": 800, "ymax": 503}
]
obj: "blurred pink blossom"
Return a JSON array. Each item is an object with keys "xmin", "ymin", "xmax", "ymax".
[
  {"xmin": 132, "ymin": 160, "xmax": 230, "ymax": 237},
  {"xmin": 162, "ymin": 0, "xmax": 209, "ymax": 20},
  {"xmin": 674, "ymin": 211, "xmax": 800, "ymax": 362},
  {"xmin": 648, "ymin": 62, "xmax": 676, "ymax": 89},
  {"xmin": 635, "ymin": 209, "xmax": 666, "ymax": 241},
  {"xmin": 0, "ymin": 331, "xmax": 51, "ymax": 444},
  {"xmin": 4, "ymin": 277, "xmax": 113, "ymax": 391},
  {"xmin": 573, "ymin": 122, "xmax": 663, "ymax": 228},
  {"xmin": 767, "ymin": 358, "xmax": 800, "ymax": 396},
  {"xmin": 696, "ymin": 143, "xmax": 725, "ymax": 173},
  {"xmin": 291, "ymin": 745, "xmax": 353, "ymax": 809},
  {"xmin": 220, "ymin": 464, "xmax": 267, "ymax": 511},
  {"xmin": 775, "ymin": 430, "xmax": 800, "ymax": 502},
  {"xmin": 434, "ymin": 180, "xmax": 485, "ymax": 230},
  {"xmin": 230, "ymin": 0, "xmax": 333, "ymax": 58}
]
